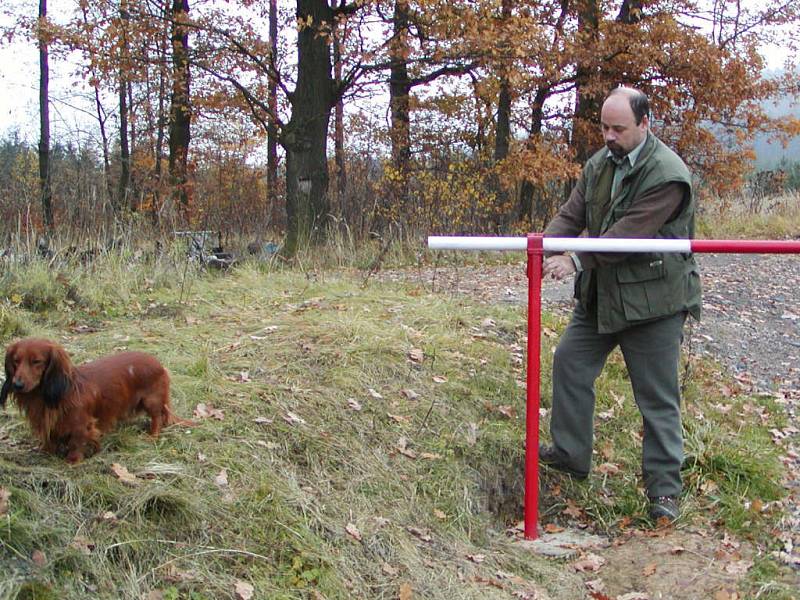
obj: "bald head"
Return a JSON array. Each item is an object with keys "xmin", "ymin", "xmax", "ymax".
[{"xmin": 601, "ymin": 87, "xmax": 650, "ymax": 159}]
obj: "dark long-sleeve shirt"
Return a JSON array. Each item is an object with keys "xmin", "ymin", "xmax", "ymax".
[{"xmin": 543, "ymin": 181, "xmax": 686, "ymax": 270}]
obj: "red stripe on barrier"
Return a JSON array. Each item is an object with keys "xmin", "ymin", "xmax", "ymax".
[{"xmin": 692, "ymin": 239, "xmax": 800, "ymax": 253}]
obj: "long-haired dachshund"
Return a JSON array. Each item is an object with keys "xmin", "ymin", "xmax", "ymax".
[{"xmin": 1, "ymin": 338, "xmax": 186, "ymax": 463}]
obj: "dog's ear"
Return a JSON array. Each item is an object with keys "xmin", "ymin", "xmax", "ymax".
[
  {"xmin": 0, "ymin": 377, "xmax": 10, "ymax": 408},
  {"xmin": 42, "ymin": 343, "xmax": 72, "ymax": 408},
  {"xmin": 1, "ymin": 344, "xmax": 15, "ymax": 408}
]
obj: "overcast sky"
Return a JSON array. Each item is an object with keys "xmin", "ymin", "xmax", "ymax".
[{"xmin": 0, "ymin": 9, "xmax": 795, "ymax": 146}]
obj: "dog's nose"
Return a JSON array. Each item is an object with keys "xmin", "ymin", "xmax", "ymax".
[{"xmin": 12, "ymin": 379, "xmax": 25, "ymax": 391}]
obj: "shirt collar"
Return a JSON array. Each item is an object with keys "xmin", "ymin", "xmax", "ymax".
[{"xmin": 606, "ymin": 133, "xmax": 648, "ymax": 167}]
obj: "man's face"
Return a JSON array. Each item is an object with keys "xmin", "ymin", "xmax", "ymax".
[{"xmin": 600, "ymin": 94, "xmax": 648, "ymax": 159}]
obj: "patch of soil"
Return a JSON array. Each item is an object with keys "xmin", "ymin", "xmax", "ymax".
[{"xmin": 578, "ymin": 529, "xmax": 754, "ymax": 600}]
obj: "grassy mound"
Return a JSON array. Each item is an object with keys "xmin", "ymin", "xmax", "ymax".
[{"xmin": 0, "ymin": 254, "xmax": 792, "ymax": 599}]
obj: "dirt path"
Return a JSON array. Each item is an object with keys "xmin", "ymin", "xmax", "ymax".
[{"xmin": 378, "ymin": 253, "xmax": 800, "ymax": 597}]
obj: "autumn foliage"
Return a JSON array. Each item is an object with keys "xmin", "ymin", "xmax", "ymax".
[{"xmin": 0, "ymin": 0, "xmax": 798, "ymax": 245}]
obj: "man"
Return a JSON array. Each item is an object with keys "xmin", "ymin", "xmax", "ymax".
[{"xmin": 540, "ymin": 86, "xmax": 701, "ymax": 522}]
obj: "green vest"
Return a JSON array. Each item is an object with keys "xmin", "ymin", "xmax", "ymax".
[{"xmin": 576, "ymin": 133, "xmax": 702, "ymax": 334}]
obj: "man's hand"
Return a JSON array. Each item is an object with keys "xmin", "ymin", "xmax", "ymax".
[{"xmin": 543, "ymin": 255, "xmax": 576, "ymax": 280}]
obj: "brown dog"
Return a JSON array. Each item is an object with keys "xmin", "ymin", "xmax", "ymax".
[{"xmin": 1, "ymin": 338, "xmax": 185, "ymax": 463}]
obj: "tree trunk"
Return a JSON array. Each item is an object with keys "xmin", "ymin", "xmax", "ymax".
[
  {"xmin": 153, "ymin": 0, "xmax": 169, "ymax": 225},
  {"xmin": 118, "ymin": 69, "xmax": 131, "ymax": 212},
  {"xmin": 117, "ymin": 0, "xmax": 132, "ymax": 212},
  {"xmin": 517, "ymin": 86, "xmax": 549, "ymax": 224},
  {"xmin": 380, "ymin": 0, "xmax": 412, "ymax": 232},
  {"xmin": 389, "ymin": 0, "xmax": 411, "ymax": 172},
  {"xmin": 267, "ymin": 0, "xmax": 280, "ymax": 228},
  {"xmin": 79, "ymin": 3, "xmax": 114, "ymax": 209},
  {"xmin": 168, "ymin": 0, "xmax": 192, "ymax": 218},
  {"xmin": 494, "ymin": 0, "xmax": 512, "ymax": 163},
  {"xmin": 617, "ymin": 0, "xmax": 643, "ymax": 23},
  {"xmin": 490, "ymin": 0, "xmax": 512, "ymax": 232},
  {"xmin": 332, "ymin": 0, "xmax": 346, "ymax": 211},
  {"xmin": 38, "ymin": 0, "xmax": 53, "ymax": 231},
  {"xmin": 571, "ymin": 0, "xmax": 603, "ymax": 165},
  {"xmin": 283, "ymin": 0, "xmax": 335, "ymax": 256}
]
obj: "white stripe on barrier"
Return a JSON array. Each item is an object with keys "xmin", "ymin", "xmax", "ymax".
[{"xmin": 427, "ymin": 236, "xmax": 692, "ymax": 253}]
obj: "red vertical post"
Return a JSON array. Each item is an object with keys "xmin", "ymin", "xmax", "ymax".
[{"xmin": 525, "ymin": 233, "xmax": 543, "ymax": 540}]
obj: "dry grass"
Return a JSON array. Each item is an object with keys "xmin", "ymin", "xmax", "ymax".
[
  {"xmin": 0, "ymin": 243, "xmax": 794, "ymax": 599},
  {"xmin": 697, "ymin": 191, "xmax": 800, "ymax": 240}
]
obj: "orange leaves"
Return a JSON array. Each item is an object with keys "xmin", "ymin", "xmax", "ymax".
[{"xmin": 110, "ymin": 463, "xmax": 140, "ymax": 487}]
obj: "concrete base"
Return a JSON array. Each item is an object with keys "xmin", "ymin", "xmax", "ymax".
[{"xmin": 515, "ymin": 529, "xmax": 607, "ymax": 559}]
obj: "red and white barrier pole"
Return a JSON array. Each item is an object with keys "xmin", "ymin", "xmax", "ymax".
[{"xmin": 428, "ymin": 235, "xmax": 800, "ymax": 540}]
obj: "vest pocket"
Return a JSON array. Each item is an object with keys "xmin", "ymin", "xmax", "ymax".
[
  {"xmin": 616, "ymin": 259, "xmax": 665, "ymax": 283},
  {"xmin": 616, "ymin": 259, "xmax": 676, "ymax": 321}
]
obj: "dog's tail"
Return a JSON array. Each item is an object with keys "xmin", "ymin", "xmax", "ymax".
[{"xmin": 163, "ymin": 404, "xmax": 197, "ymax": 428}]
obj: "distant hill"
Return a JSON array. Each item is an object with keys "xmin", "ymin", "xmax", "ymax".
[{"xmin": 753, "ymin": 71, "xmax": 800, "ymax": 170}]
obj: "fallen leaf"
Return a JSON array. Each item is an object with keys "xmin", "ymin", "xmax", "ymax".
[
  {"xmin": 214, "ymin": 469, "xmax": 229, "ymax": 487},
  {"xmin": 496, "ymin": 405, "xmax": 515, "ymax": 418},
  {"xmin": 407, "ymin": 526, "xmax": 432, "ymax": 542},
  {"xmin": 234, "ymin": 580, "xmax": 254, "ymax": 600},
  {"xmin": 481, "ymin": 318, "xmax": 496, "ymax": 328},
  {"xmin": 396, "ymin": 437, "xmax": 417, "ymax": 459},
  {"xmin": 345, "ymin": 523, "xmax": 362, "ymax": 542},
  {"xmin": 433, "ymin": 509, "xmax": 446, "ymax": 520},
  {"xmin": 643, "ymin": 562, "xmax": 657, "ymax": 576},
  {"xmin": 408, "ymin": 348, "xmax": 424, "ymax": 363},
  {"xmin": 98, "ymin": 511, "xmax": 117, "ymax": 523},
  {"xmin": 401, "ymin": 388, "xmax": 420, "ymax": 400},
  {"xmin": 0, "ymin": 488, "xmax": 9, "ymax": 516},
  {"xmin": 194, "ymin": 403, "xmax": 224, "ymax": 420},
  {"xmin": 237, "ymin": 371, "xmax": 251, "ymax": 383},
  {"xmin": 544, "ymin": 523, "xmax": 564, "ymax": 534},
  {"xmin": 347, "ymin": 398, "xmax": 363, "ymax": 411},
  {"xmin": 432, "ymin": 375, "xmax": 448, "ymax": 383},
  {"xmin": 723, "ymin": 560, "xmax": 753, "ymax": 576},
  {"xmin": 670, "ymin": 545, "xmax": 686, "ymax": 555},
  {"xmin": 31, "ymin": 550, "xmax": 46, "ymax": 566},
  {"xmin": 110, "ymin": 463, "xmax": 140, "ymax": 486},
  {"xmin": 617, "ymin": 593, "xmax": 649, "ymax": 600},
  {"xmin": 597, "ymin": 462, "xmax": 620, "ymax": 476},
  {"xmin": 368, "ymin": 388, "xmax": 384, "ymax": 399},
  {"xmin": 585, "ymin": 579, "xmax": 605, "ymax": 594},
  {"xmin": 399, "ymin": 582, "xmax": 413, "ymax": 600},
  {"xmin": 382, "ymin": 562, "xmax": 399, "ymax": 576},
  {"xmin": 419, "ymin": 452, "xmax": 442, "ymax": 460},
  {"xmin": 69, "ymin": 537, "xmax": 95, "ymax": 555},
  {"xmin": 470, "ymin": 575, "xmax": 505, "ymax": 589},
  {"xmin": 571, "ymin": 552, "xmax": 605, "ymax": 573},
  {"xmin": 253, "ymin": 416, "xmax": 273, "ymax": 424},
  {"xmin": 283, "ymin": 411, "xmax": 306, "ymax": 426},
  {"xmin": 388, "ymin": 413, "xmax": 411, "ymax": 423},
  {"xmin": 467, "ymin": 554, "xmax": 485, "ymax": 564},
  {"xmin": 563, "ymin": 499, "xmax": 583, "ymax": 519}
]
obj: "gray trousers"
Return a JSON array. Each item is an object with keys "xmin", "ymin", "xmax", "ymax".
[{"xmin": 550, "ymin": 304, "xmax": 686, "ymax": 498}]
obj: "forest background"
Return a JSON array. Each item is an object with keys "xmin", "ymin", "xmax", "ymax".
[{"xmin": 1, "ymin": 0, "xmax": 799, "ymax": 257}]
